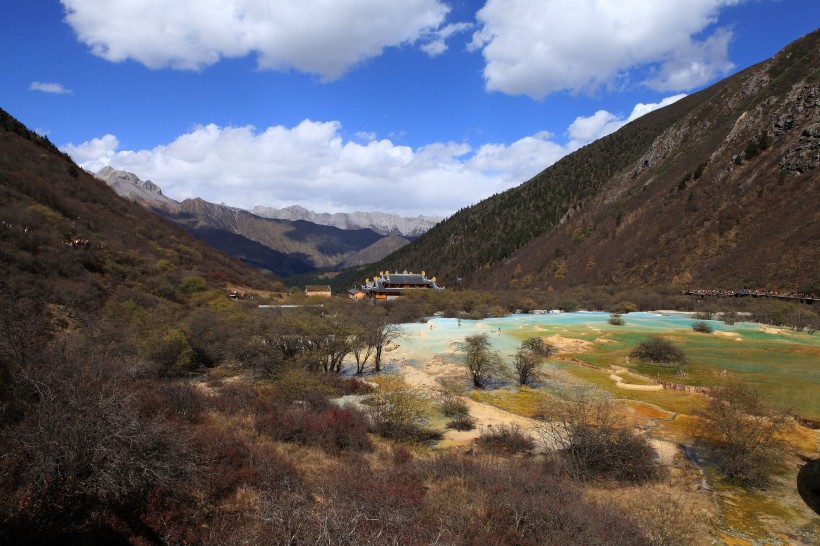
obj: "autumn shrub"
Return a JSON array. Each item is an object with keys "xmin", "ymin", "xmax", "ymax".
[
  {"xmin": 255, "ymin": 403, "xmax": 372, "ymax": 455},
  {"xmin": 465, "ymin": 461, "xmax": 651, "ymax": 545},
  {"xmin": 193, "ymin": 428, "xmax": 259, "ymax": 501},
  {"xmin": 440, "ymin": 392, "xmax": 469, "ymax": 418},
  {"xmin": 316, "ymin": 460, "xmax": 434, "ymax": 544},
  {"xmin": 630, "ymin": 336, "xmax": 688, "ymax": 374},
  {"xmin": 695, "ymin": 381, "xmax": 793, "ymax": 486},
  {"xmin": 420, "ymin": 457, "xmax": 651, "ymax": 545},
  {"xmin": 722, "ymin": 310, "xmax": 739, "ymax": 325},
  {"xmin": 478, "ymin": 423, "xmax": 535, "ymax": 453},
  {"xmin": 141, "ymin": 327, "xmax": 197, "ymax": 377},
  {"xmin": 158, "ymin": 381, "xmax": 208, "ymax": 423},
  {"xmin": 608, "ymin": 312, "xmax": 625, "ymax": 325},
  {"xmin": 613, "ymin": 301, "xmax": 638, "ymax": 314},
  {"xmin": 366, "ymin": 376, "xmax": 441, "ymax": 442},
  {"xmin": 691, "ymin": 320, "xmax": 714, "ymax": 333},
  {"xmin": 211, "ymin": 383, "xmax": 258, "ymax": 415},
  {"xmin": 446, "ymin": 413, "xmax": 477, "ymax": 430},
  {"xmin": 539, "ymin": 386, "xmax": 660, "ymax": 483},
  {"xmin": 0, "ymin": 352, "xmax": 197, "ymax": 544}
]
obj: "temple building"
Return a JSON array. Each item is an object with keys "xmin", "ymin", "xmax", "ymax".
[{"xmin": 362, "ymin": 271, "xmax": 443, "ymax": 300}]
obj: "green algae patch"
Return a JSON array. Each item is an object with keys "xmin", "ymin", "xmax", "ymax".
[
  {"xmin": 469, "ymin": 386, "xmax": 554, "ymax": 418},
  {"xmin": 551, "ymin": 361, "xmax": 705, "ymax": 415},
  {"xmin": 566, "ymin": 325, "xmax": 820, "ymax": 421}
]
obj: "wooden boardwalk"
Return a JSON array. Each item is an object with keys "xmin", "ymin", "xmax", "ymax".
[{"xmin": 686, "ymin": 289, "xmax": 817, "ymax": 304}]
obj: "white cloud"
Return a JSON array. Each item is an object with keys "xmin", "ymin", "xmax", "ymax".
[
  {"xmin": 567, "ymin": 94, "xmax": 687, "ymax": 148},
  {"xmin": 420, "ymin": 22, "xmax": 473, "ymax": 57},
  {"xmin": 63, "ymin": 96, "xmax": 684, "ymax": 216},
  {"xmin": 644, "ymin": 28, "xmax": 735, "ymax": 91},
  {"xmin": 471, "ymin": 0, "xmax": 743, "ymax": 99},
  {"xmin": 63, "ymin": 123, "xmax": 564, "ymax": 217},
  {"xmin": 29, "ymin": 81, "xmax": 72, "ymax": 94},
  {"xmin": 63, "ymin": 134, "xmax": 119, "ymax": 167},
  {"xmin": 60, "ymin": 0, "xmax": 451, "ymax": 79}
]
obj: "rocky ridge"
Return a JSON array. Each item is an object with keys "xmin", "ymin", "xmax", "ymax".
[{"xmin": 250, "ymin": 204, "xmax": 442, "ymax": 238}]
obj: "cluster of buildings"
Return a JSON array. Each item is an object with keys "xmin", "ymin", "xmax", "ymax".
[
  {"xmin": 302, "ymin": 271, "xmax": 443, "ymax": 301},
  {"xmin": 353, "ymin": 271, "xmax": 443, "ymax": 300}
]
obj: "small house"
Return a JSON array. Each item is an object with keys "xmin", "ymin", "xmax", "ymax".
[
  {"xmin": 348, "ymin": 288, "xmax": 366, "ymax": 300},
  {"xmin": 304, "ymin": 285, "xmax": 332, "ymax": 298}
]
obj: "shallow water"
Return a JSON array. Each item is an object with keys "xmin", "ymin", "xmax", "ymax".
[
  {"xmin": 391, "ymin": 311, "xmax": 820, "ymax": 420},
  {"xmin": 394, "ymin": 311, "xmax": 760, "ymax": 366}
]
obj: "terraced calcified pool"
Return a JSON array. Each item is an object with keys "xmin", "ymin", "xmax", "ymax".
[{"xmin": 393, "ymin": 312, "xmax": 820, "ymax": 421}]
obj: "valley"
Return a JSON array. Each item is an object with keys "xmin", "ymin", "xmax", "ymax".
[{"xmin": 1, "ymin": 24, "xmax": 818, "ymax": 546}]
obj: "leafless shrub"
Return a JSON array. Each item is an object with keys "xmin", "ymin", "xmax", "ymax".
[
  {"xmin": 366, "ymin": 376, "xmax": 441, "ymax": 443},
  {"xmin": 538, "ymin": 385, "xmax": 660, "ymax": 483},
  {"xmin": 446, "ymin": 414, "xmax": 477, "ymax": 430},
  {"xmin": 694, "ymin": 381, "xmax": 793, "ymax": 486},
  {"xmin": 254, "ymin": 402, "xmax": 373, "ymax": 455},
  {"xmin": 478, "ymin": 423, "xmax": 535, "ymax": 453},
  {"xmin": 0, "ymin": 350, "xmax": 197, "ymax": 542}
]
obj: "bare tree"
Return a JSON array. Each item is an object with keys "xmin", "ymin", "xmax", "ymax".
[
  {"xmin": 513, "ymin": 347, "xmax": 539, "ymax": 386},
  {"xmin": 456, "ymin": 333, "xmax": 504, "ymax": 388},
  {"xmin": 366, "ymin": 311, "xmax": 402, "ymax": 373},
  {"xmin": 513, "ymin": 337, "xmax": 555, "ymax": 385},
  {"xmin": 350, "ymin": 322, "xmax": 374, "ymax": 375},
  {"xmin": 520, "ymin": 336, "xmax": 556, "ymax": 358}
]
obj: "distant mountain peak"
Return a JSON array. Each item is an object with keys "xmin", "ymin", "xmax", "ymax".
[
  {"xmin": 250, "ymin": 205, "xmax": 442, "ymax": 237},
  {"xmin": 95, "ymin": 166, "xmax": 177, "ymax": 208}
]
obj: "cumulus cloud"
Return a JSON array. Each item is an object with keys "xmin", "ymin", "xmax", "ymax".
[
  {"xmin": 29, "ymin": 81, "xmax": 72, "ymax": 94},
  {"xmin": 63, "ymin": 95, "xmax": 685, "ymax": 216},
  {"xmin": 567, "ymin": 94, "xmax": 687, "ymax": 148},
  {"xmin": 63, "ymin": 134, "xmax": 119, "ymax": 167},
  {"xmin": 60, "ymin": 0, "xmax": 451, "ymax": 79},
  {"xmin": 471, "ymin": 0, "xmax": 743, "ymax": 99}
]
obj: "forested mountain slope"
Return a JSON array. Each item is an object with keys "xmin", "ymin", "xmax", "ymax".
[{"xmin": 368, "ymin": 29, "xmax": 819, "ymax": 293}]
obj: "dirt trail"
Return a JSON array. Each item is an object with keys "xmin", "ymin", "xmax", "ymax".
[{"xmin": 400, "ymin": 360, "xmax": 545, "ymax": 450}]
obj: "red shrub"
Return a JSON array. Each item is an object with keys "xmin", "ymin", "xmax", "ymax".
[
  {"xmin": 254, "ymin": 403, "xmax": 372, "ymax": 455},
  {"xmin": 193, "ymin": 428, "xmax": 259, "ymax": 501}
]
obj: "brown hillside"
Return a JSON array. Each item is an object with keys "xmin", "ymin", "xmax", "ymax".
[
  {"xmin": 488, "ymin": 31, "xmax": 819, "ymax": 293},
  {"xmin": 0, "ymin": 108, "xmax": 279, "ymax": 311}
]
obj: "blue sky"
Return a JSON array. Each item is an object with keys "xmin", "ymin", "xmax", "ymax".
[{"xmin": 2, "ymin": 1, "xmax": 818, "ymax": 217}]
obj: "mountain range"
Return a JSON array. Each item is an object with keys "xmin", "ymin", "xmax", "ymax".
[
  {"xmin": 5, "ymin": 30, "xmax": 818, "ymax": 297},
  {"xmin": 250, "ymin": 205, "xmax": 441, "ymax": 238},
  {"xmin": 94, "ymin": 167, "xmax": 437, "ymax": 276},
  {"xmin": 345, "ymin": 29, "xmax": 819, "ymax": 294}
]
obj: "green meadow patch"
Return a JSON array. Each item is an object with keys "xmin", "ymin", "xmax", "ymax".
[{"xmin": 563, "ymin": 325, "xmax": 819, "ymax": 421}]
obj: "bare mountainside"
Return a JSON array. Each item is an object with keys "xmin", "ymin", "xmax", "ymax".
[
  {"xmin": 0, "ymin": 107, "xmax": 276, "ymax": 307},
  {"xmin": 365, "ymin": 29, "xmax": 819, "ymax": 293}
]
